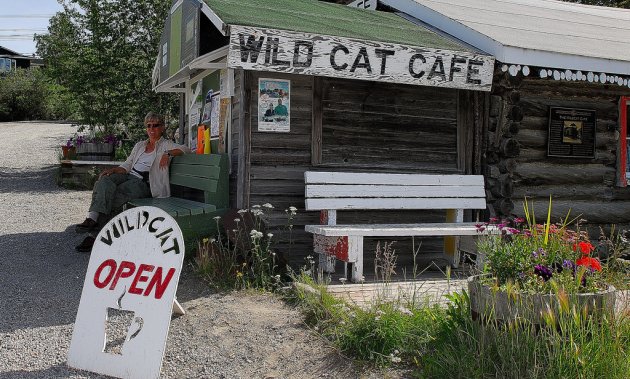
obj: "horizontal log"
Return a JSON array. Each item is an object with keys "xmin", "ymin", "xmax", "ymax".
[
  {"xmin": 517, "ymin": 128, "xmax": 615, "ymax": 149},
  {"xmin": 520, "ymin": 77, "xmax": 630, "ymax": 98},
  {"xmin": 518, "ymin": 148, "xmax": 616, "ymax": 165},
  {"xmin": 512, "ymin": 199, "xmax": 630, "ymax": 224},
  {"xmin": 518, "ymin": 96, "xmax": 617, "ymax": 119},
  {"xmin": 521, "ymin": 116, "xmax": 615, "ymax": 132},
  {"xmin": 513, "ymin": 183, "xmax": 613, "ymax": 200},
  {"xmin": 514, "ymin": 162, "xmax": 615, "ymax": 185}
]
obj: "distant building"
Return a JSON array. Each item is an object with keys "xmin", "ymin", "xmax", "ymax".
[{"xmin": 0, "ymin": 46, "xmax": 44, "ymax": 73}]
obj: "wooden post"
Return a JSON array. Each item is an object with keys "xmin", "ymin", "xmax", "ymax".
[{"xmin": 444, "ymin": 209, "xmax": 463, "ymax": 268}]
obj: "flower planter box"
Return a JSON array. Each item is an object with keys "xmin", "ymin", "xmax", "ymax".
[
  {"xmin": 468, "ymin": 275, "xmax": 616, "ymax": 325},
  {"xmin": 76, "ymin": 142, "xmax": 115, "ymax": 161}
]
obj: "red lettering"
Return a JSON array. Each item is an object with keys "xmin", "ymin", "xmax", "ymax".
[
  {"xmin": 94, "ymin": 259, "xmax": 117, "ymax": 288},
  {"xmin": 129, "ymin": 264, "xmax": 154, "ymax": 294},
  {"xmin": 108, "ymin": 261, "xmax": 136, "ymax": 290},
  {"xmin": 144, "ymin": 267, "xmax": 176, "ymax": 299}
]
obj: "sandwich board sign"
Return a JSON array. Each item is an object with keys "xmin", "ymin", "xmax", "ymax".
[{"xmin": 68, "ymin": 206, "xmax": 185, "ymax": 379}]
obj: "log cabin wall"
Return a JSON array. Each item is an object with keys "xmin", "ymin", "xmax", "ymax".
[
  {"xmin": 489, "ymin": 69, "xmax": 630, "ymax": 229},
  {"xmin": 234, "ymin": 71, "xmax": 484, "ymax": 269}
]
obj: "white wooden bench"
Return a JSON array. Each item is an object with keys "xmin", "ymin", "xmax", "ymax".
[{"xmin": 304, "ymin": 171, "xmax": 492, "ymax": 282}]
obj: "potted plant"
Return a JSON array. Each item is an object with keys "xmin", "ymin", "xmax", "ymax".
[
  {"xmin": 470, "ymin": 198, "xmax": 616, "ymax": 325},
  {"xmin": 62, "ymin": 138, "xmax": 77, "ymax": 159}
]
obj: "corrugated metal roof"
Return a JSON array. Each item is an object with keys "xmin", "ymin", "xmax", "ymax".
[
  {"xmin": 383, "ymin": 0, "xmax": 630, "ymax": 74},
  {"xmin": 203, "ymin": 0, "xmax": 471, "ymax": 51}
]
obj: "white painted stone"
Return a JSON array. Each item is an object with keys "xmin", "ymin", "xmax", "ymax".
[
  {"xmin": 576, "ymin": 71, "xmax": 583, "ymax": 80},
  {"xmin": 501, "ymin": 64, "xmax": 508, "ymax": 72},
  {"xmin": 539, "ymin": 68, "xmax": 547, "ymax": 78},
  {"xmin": 553, "ymin": 70, "xmax": 561, "ymax": 80},
  {"xmin": 560, "ymin": 72, "xmax": 565, "ymax": 80},
  {"xmin": 508, "ymin": 65, "xmax": 518, "ymax": 76},
  {"xmin": 600, "ymin": 73, "xmax": 607, "ymax": 82},
  {"xmin": 227, "ymin": 25, "xmax": 495, "ymax": 91},
  {"xmin": 68, "ymin": 206, "xmax": 185, "ymax": 379},
  {"xmin": 587, "ymin": 72, "xmax": 594, "ymax": 82},
  {"xmin": 571, "ymin": 73, "xmax": 577, "ymax": 81},
  {"xmin": 522, "ymin": 66, "xmax": 530, "ymax": 76}
]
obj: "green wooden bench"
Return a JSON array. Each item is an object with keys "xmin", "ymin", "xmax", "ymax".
[{"xmin": 125, "ymin": 153, "xmax": 229, "ymax": 250}]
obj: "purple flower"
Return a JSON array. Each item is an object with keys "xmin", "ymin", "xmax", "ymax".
[
  {"xmin": 514, "ymin": 217, "xmax": 526, "ymax": 225},
  {"xmin": 562, "ymin": 260, "xmax": 574, "ymax": 271},
  {"xmin": 534, "ymin": 264, "xmax": 553, "ymax": 281},
  {"xmin": 537, "ymin": 247, "xmax": 547, "ymax": 257},
  {"xmin": 531, "ymin": 251, "xmax": 539, "ymax": 259}
]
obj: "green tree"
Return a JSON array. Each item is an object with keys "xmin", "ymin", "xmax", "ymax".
[{"xmin": 36, "ymin": 0, "xmax": 178, "ymax": 139}]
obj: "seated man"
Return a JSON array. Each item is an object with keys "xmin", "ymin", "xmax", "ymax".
[{"xmin": 74, "ymin": 112, "xmax": 191, "ymax": 252}]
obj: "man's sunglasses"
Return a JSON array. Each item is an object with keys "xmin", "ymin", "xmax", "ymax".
[{"xmin": 146, "ymin": 123, "xmax": 162, "ymax": 128}]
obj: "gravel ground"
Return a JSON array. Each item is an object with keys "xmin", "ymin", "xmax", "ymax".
[{"xmin": 0, "ymin": 122, "xmax": 399, "ymax": 379}]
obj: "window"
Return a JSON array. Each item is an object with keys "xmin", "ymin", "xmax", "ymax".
[{"xmin": 620, "ymin": 96, "xmax": 630, "ymax": 186}]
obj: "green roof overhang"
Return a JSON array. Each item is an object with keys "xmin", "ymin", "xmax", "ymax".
[{"xmin": 204, "ymin": 0, "xmax": 468, "ymax": 51}]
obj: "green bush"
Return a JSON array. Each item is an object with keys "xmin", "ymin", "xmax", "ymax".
[{"xmin": 0, "ymin": 69, "xmax": 48, "ymax": 121}]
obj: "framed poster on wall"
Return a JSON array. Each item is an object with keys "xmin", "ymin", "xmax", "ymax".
[
  {"xmin": 547, "ymin": 107, "xmax": 596, "ymax": 158},
  {"xmin": 258, "ymin": 78, "xmax": 290, "ymax": 132}
]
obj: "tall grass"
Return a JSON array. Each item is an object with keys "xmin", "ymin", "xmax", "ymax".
[{"xmin": 288, "ymin": 246, "xmax": 629, "ymax": 378}]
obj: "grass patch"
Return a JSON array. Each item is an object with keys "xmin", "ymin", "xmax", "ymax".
[{"xmin": 287, "ymin": 271, "xmax": 630, "ymax": 378}]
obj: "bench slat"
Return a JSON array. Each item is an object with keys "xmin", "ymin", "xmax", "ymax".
[
  {"xmin": 170, "ymin": 163, "xmax": 221, "ymax": 179},
  {"xmin": 170, "ymin": 173, "xmax": 217, "ymax": 192},
  {"xmin": 127, "ymin": 198, "xmax": 192, "ymax": 217},
  {"xmin": 305, "ymin": 197, "xmax": 487, "ymax": 211},
  {"xmin": 172, "ymin": 154, "xmax": 224, "ymax": 166},
  {"xmin": 306, "ymin": 184, "xmax": 485, "ymax": 198},
  {"xmin": 305, "ymin": 172, "xmax": 484, "ymax": 186},
  {"xmin": 305, "ymin": 223, "xmax": 496, "ymax": 237}
]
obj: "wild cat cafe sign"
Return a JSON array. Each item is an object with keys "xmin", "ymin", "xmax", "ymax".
[{"xmin": 227, "ymin": 25, "xmax": 494, "ymax": 91}]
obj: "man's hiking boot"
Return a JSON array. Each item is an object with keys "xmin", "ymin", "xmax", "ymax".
[
  {"xmin": 75, "ymin": 218, "xmax": 98, "ymax": 233},
  {"xmin": 75, "ymin": 236, "xmax": 96, "ymax": 253}
]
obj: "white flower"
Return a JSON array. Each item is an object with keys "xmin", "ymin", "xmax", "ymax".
[
  {"xmin": 251, "ymin": 209, "xmax": 263, "ymax": 217},
  {"xmin": 375, "ymin": 310, "xmax": 384, "ymax": 316},
  {"xmin": 250, "ymin": 229, "xmax": 263, "ymax": 239},
  {"xmin": 375, "ymin": 316, "xmax": 381, "ymax": 321},
  {"xmin": 213, "ymin": 216, "xmax": 221, "ymax": 220},
  {"xmin": 237, "ymin": 209, "xmax": 247, "ymax": 215},
  {"xmin": 289, "ymin": 206, "xmax": 297, "ymax": 212},
  {"xmin": 267, "ymin": 233, "xmax": 273, "ymax": 238},
  {"xmin": 262, "ymin": 203, "xmax": 274, "ymax": 209},
  {"xmin": 234, "ymin": 218, "xmax": 241, "ymax": 223},
  {"xmin": 396, "ymin": 306, "xmax": 413, "ymax": 316},
  {"xmin": 252, "ymin": 204, "xmax": 261, "ymax": 208}
]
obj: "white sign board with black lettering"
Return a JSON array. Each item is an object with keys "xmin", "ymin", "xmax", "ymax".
[
  {"xmin": 228, "ymin": 25, "xmax": 494, "ymax": 91},
  {"xmin": 68, "ymin": 206, "xmax": 185, "ymax": 379}
]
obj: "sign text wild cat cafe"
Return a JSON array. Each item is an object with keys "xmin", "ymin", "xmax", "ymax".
[{"xmin": 227, "ymin": 25, "xmax": 494, "ymax": 91}]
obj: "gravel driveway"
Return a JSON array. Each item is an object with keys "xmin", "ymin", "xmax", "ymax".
[{"xmin": 0, "ymin": 122, "xmax": 393, "ymax": 379}]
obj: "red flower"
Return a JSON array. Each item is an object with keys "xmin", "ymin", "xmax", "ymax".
[
  {"xmin": 573, "ymin": 241, "xmax": 594, "ymax": 256},
  {"xmin": 576, "ymin": 256, "xmax": 602, "ymax": 272}
]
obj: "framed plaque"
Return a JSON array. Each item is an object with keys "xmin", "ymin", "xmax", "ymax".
[{"xmin": 547, "ymin": 107, "xmax": 596, "ymax": 158}]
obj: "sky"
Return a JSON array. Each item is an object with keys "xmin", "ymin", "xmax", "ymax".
[{"xmin": 0, "ymin": 0, "xmax": 64, "ymax": 56}]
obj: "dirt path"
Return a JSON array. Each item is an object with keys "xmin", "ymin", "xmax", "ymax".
[{"xmin": 0, "ymin": 122, "xmax": 396, "ymax": 379}]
